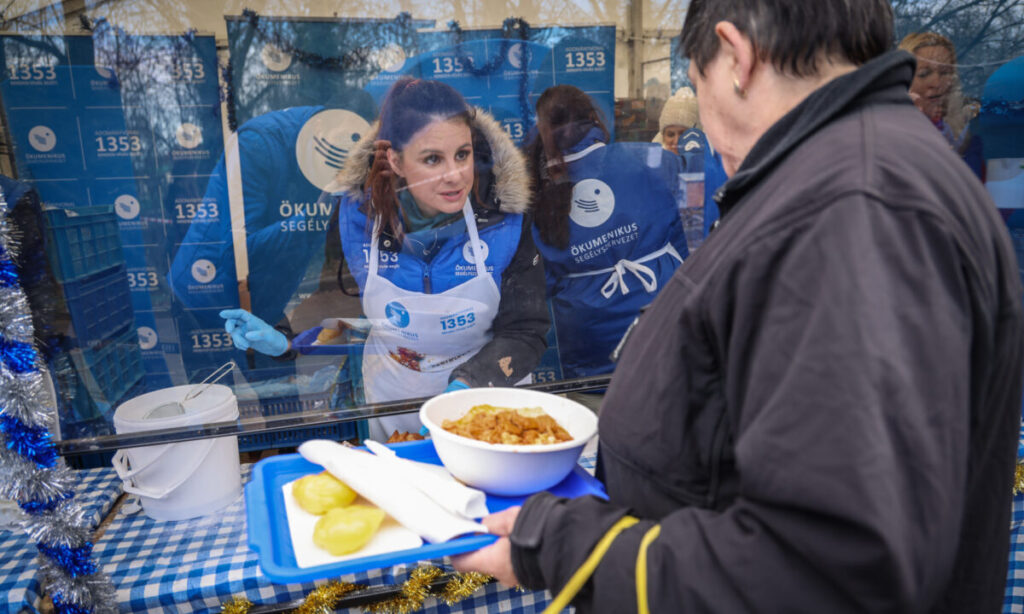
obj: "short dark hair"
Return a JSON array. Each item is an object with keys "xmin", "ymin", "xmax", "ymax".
[{"xmin": 681, "ymin": 0, "xmax": 894, "ymax": 78}]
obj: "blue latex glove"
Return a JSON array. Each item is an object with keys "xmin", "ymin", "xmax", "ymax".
[
  {"xmin": 445, "ymin": 379, "xmax": 470, "ymax": 393},
  {"xmin": 219, "ymin": 309, "xmax": 289, "ymax": 356}
]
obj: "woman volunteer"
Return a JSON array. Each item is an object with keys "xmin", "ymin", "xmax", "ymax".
[
  {"xmin": 220, "ymin": 78, "xmax": 549, "ymax": 439},
  {"xmin": 524, "ymin": 85, "xmax": 688, "ymax": 378}
]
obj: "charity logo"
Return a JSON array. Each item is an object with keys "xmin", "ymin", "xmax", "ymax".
[
  {"xmin": 190, "ymin": 259, "xmax": 216, "ymax": 284},
  {"xmin": 175, "ymin": 122, "xmax": 203, "ymax": 149},
  {"xmin": 28, "ymin": 126, "xmax": 56, "ymax": 152},
  {"xmin": 373, "ymin": 44, "xmax": 407, "ymax": 73},
  {"xmin": 462, "ymin": 239, "xmax": 489, "ymax": 264},
  {"xmin": 137, "ymin": 326, "xmax": 158, "ymax": 351},
  {"xmin": 114, "ymin": 194, "xmax": 140, "ymax": 220},
  {"xmin": 296, "ymin": 109, "xmax": 371, "ymax": 191},
  {"xmin": 94, "ymin": 65, "xmax": 114, "ymax": 79},
  {"xmin": 261, "ymin": 43, "xmax": 292, "ymax": 72},
  {"xmin": 508, "ymin": 42, "xmax": 525, "ymax": 69},
  {"xmin": 385, "ymin": 301, "xmax": 410, "ymax": 328},
  {"xmin": 570, "ymin": 179, "xmax": 615, "ymax": 228}
]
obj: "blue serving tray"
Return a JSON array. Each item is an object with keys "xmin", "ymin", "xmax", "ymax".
[
  {"xmin": 246, "ymin": 438, "xmax": 606, "ymax": 583},
  {"xmin": 291, "ymin": 327, "xmax": 364, "ymax": 356}
]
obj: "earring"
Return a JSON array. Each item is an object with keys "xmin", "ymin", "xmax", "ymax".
[{"xmin": 733, "ymin": 78, "xmax": 746, "ymax": 99}]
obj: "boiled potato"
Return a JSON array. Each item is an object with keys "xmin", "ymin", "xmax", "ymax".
[
  {"xmin": 292, "ymin": 471, "xmax": 358, "ymax": 515},
  {"xmin": 312, "ymin": 505, "xmax": 386, "ymax": 555}
]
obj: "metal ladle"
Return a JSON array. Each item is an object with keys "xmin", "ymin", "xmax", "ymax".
[{"xmin": 142, "ymin": 360, "xmax": 236, "ymax": 420}]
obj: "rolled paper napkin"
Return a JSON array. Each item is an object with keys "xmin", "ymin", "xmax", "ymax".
[
  {"xmin": 363, "ymin": 439, "xmax": 489, "ymax": 518},
  {"xmin": 297, "ymin": 440, "xmax": 488, "ymax": 544}
]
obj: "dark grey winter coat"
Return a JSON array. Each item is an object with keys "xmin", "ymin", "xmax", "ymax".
[{"xmin": 511, "ymin": 50, "xmax": 1024, "ymax": 613}]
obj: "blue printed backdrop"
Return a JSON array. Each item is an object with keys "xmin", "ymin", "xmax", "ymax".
[{"xmin": 0, "ymin": 30, "xmax": 220, "ymax": 408}]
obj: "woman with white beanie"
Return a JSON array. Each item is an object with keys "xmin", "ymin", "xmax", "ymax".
[
  {"xmin": 654, "ymin": 86, "xmax": 729, "ymax": 244},
  {"xmin": 653, "ymin": 86, "xmax": 700, "ymax": 156}
]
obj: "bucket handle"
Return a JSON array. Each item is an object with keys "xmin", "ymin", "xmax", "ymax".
[
  {"xmin": 184, "ymin": 360, "xmax": 236, "ymax": 403},
  {"xmin": 111, "ymin": 438, "xmax": 218, "ymax": 500}
]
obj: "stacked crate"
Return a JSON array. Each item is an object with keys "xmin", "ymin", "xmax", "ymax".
[{"xmin": 43, "ymin": 206, "xmax": 143, "ymax": 443}]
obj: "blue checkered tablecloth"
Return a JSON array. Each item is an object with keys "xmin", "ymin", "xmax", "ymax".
[
  {"xmin": 1005, "ymin": 422, "xmax": 1024, "ymax": 613},
  {"xmin": 90, "ymin": 458, "xmax": 598, "ymax": 614},
  {"xmin": 0, "ymin": 467, "xmax": 123, "ymax": 614},
  {"xmin": 1005, "ymin": 489, "xmax": 1024, "ymax": 613}
]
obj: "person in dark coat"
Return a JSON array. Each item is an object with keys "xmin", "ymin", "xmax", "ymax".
[{"xmin": 453, "ymin": 1, "xmax": 1024, "ymax": 612}]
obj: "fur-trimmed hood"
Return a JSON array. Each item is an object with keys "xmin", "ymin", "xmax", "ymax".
[{"xmin": 332, "ymin": 108, "xmax": 531, "ymax": 215}]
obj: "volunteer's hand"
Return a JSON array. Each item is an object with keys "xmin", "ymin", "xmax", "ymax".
[
  {"xmin": 219, "ymin": 309, "xmax": 289, "ymax": 356},
  {"xmin": 445, "ymin": 379, "xmax": 470, "ymax": 393},
  {"xmin": 451, "ymin": 506, "xmax": 521, "ymax": 588}
]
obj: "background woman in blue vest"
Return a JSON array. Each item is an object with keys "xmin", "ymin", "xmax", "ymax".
[
  {"xmin": 654, "ymin": 86, "xmax": 729, "ymax": 241},
  {"xmin": 525, "ymin": 85, "xmax": 688, "ymax": 378},
  {"xmin": 220, "ymin": 78, "xmax": 549, "ymax": 439}
]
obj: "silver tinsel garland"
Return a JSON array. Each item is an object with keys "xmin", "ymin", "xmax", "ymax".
[{"xmin": 0, "ymin": 190, "xmax": 117, "ymax": 613}]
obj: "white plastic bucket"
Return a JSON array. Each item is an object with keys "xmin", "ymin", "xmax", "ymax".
[{"xmin": 112, "ymin": 384, "xmax": 242, "ymax": 521}]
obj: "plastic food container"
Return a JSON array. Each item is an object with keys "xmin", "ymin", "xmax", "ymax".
[{"xmin": 420, "ymin": 387, "xmax": 599, "ymax": 496}]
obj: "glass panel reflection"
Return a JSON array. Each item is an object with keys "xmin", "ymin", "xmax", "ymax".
[{"xmin": 0, "ymin": 0, "xmax": 1016, "ymax": 454}]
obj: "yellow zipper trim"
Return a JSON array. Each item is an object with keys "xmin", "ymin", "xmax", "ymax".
[
  {"xmin": 542, "ymin": 516, "xmax": 640, "ymax": 613},
  {"xmin": 635, "ymin": 524, "xmax": 662, "ymax": 614}
]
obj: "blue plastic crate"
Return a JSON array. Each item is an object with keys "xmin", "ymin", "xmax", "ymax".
[
  {"xmin": 68, "ymin": 327, "xmax": 144, "ymax": 407},
  {"xmin": 43, "ymin": 206, "xmax": 124, "ymax": 282},
  {"xmin": 238, "ymin": 421, "xmax": 368, "ymax": 452},
  {"xmin": 237, "ymin": 384, "xmax": 368, "ymax": 452},
  {"xmin": 60, "ymin": 264, "xmax": 134, "ymax": 349}
]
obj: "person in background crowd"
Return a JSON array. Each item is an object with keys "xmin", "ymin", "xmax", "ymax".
[
  {"xmin": 220, "ymin": 78, "xmax": 549, "ymax": 440},
  {"xmin": 454, "ymin": 1, "xmax": 1024, "ymax": 612},
  {"xmin": 653, "ymin": 86, "xmax": 729, "ymax": 242},
  {"xmin": 524, "ymin": 85, "xmax": 688, "ymax": 378},
  {"xmin": 652, "ymin": 86, "xmax": 701, "ymax": 168},
  {"xmin": 900, "ymin": 32, "xmax": 986, "ymax": 181}
]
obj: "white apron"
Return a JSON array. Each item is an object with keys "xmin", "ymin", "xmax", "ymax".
[{"xmin": 361, "ymin": 199, "xmax": 500, "ymax": 440}]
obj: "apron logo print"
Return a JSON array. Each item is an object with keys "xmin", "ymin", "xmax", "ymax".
[
  {"xmin": 463, "ymin": 239, "xmax": 489, "ymax": 264},
  {"xmin": 570, "ymin": 179, "xmax": 615, "ymax": 228},
  {"xmin": 385, "ymin": 301, "xmax": 410, "ymax": 328},
  {"xmin": 389, "ymin": 347, "xmax": 424, "ymax": 371}
]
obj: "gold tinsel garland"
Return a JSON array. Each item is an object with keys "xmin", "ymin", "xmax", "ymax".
[
  {"xmin": 365, "ymin": 566, "xmax": 442, "ymax": 614},
  {"xmin": 293, "ymin": 581, "xmax": 365, "ymax": 614},
  {"xmin": 221, "ymin": 596, "xmax": 253, "ymax": 614},
  {"xmin": 1015, "ymin": 461, "xmax": 1024, "ymax": 496},
  {"xmin": 437, "ymin": 571, "xmax": 492, "ymax": 605},
  {"xmin": 219, "ymin": 567, "xmax": 492, "ymax": 613}
]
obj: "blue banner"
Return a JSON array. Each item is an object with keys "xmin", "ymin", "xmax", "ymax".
[{"xmin": 0, "ymin": 30, "xmax": 221, "ymax": 396}]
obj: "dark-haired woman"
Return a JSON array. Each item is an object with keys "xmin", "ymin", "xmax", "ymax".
[
  {"xmin": 525, "ymin": 85, "xmax": 688, "ymax": 378},
  {"xmin": 221, "ymin": 78, "xmax": 548, "ymax": 439}
]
